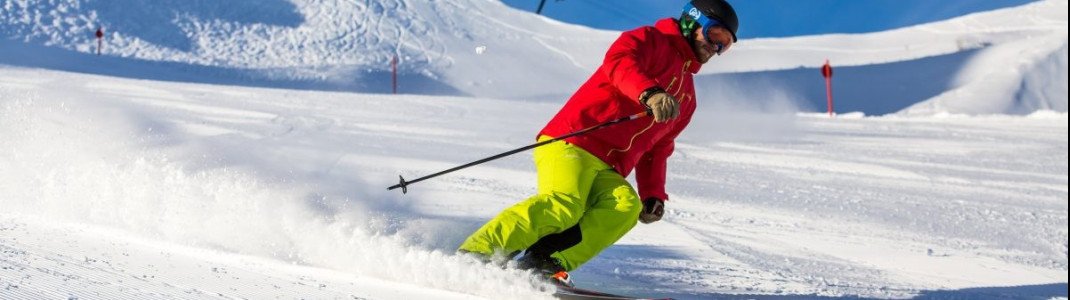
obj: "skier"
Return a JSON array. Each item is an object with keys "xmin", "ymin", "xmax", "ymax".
[{"xmin": 458, "ymin": 0, "xmax": 739, "ymax": 286}]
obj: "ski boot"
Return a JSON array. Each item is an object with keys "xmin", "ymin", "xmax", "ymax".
[{"xmin": 517, "ymin": 253, "xmax": 574, "ymax": 288}]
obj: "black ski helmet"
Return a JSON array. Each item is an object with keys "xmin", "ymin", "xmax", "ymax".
[{"xmin": 681, "ymin": 0, "xmax": 739, "ymax": 42}]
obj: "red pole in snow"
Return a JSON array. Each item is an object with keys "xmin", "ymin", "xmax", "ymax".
[
  {"xmin": 821, "ymin": 59, "xmax": 834, "ymax": 117},
  {"xmin": 95, "ymin": 27, "xmax": 104, "ymax": 55},
  {"xmin": 392, "ymin": 55, "xmax": 398, "ymax": 94}
]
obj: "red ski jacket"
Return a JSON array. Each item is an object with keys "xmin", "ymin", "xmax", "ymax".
[{"xmin": 539, "ymin": 18, "xmax": 701, "ymax": 201}]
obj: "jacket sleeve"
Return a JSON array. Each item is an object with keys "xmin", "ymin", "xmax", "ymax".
[
  {"xmin": 635, "ymin": 111, "xmax": 692, "ymax": 201},
  {"xmin": 601, "ymin": 28, "xmax": 659, "ymax": 101}
]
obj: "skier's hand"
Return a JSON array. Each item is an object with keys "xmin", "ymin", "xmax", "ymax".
[
  {"xmin": 638, "ymin": 197, "xmax": 665, "ymax": 224},
  {"xmin": 641, "ymin": 89, "xmax": 679, "ymax": 123}
]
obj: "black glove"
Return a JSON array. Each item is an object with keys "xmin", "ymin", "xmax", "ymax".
[{"xmin": 638, "ymin": 197, "xmax": 665, "ymax": 224}]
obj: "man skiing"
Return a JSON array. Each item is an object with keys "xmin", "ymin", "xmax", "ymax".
[{"xmin": 458, "ymin": 0, "xmax": 739, "ymax": 286}]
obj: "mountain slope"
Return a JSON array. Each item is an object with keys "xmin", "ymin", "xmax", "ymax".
[
  {"xmin": 2, "ymin": 0, "xmax": 1066, "ymax": 115},
  {"xmin": 1, "ymin": 0, "xmax": 616, "ymax": 100}
]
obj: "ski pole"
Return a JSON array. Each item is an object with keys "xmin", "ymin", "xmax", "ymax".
[{"xmin": 388, "ymin": 111, "xmax": 649, "ymax": 194}]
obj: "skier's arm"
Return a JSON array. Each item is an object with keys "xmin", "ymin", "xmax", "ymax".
[
  {"xmin": 635, "ymin": 140, "xmax": 672, "ymax": 202},
  {"xmin": 635, "ymin": 111, "xmax": 692, "ymax": 201},
  {"xmin": 601, "ymin": 29, "xmax": 659, "ymax": 103}
]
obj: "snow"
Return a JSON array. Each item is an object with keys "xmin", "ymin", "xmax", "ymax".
[{"xmin": 1, "ymin": 0, "xmax": 1068, "ymax": 299}]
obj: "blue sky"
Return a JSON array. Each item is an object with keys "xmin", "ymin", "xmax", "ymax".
[{"xmin": 501, "ymin": 0, "xmax": 1037, "ymax": 38}]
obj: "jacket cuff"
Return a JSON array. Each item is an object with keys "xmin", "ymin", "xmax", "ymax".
[
  {"xmin": 639, "ymin": 86, "xmax": 665, "ymax": 106},
  {"xmin": 639, "ymin": 190, "xmax": 668, "ymax": 202}
]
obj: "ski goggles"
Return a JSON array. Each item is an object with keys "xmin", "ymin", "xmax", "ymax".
[{"xmin": 683, "ymin": 2, "xmax": 727, "ymax": 55}]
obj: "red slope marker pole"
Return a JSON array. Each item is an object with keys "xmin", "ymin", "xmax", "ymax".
[
  {"xmin": 822, "ymin": 59, "xmax": 834, "ymax": 117},
  {"xmin": 392, "ymin": 55, "xmax": 398, "ymax": 94},
  {"xmin": 95, "ymin": 27, "xmax": 104, "ymax": 55}
]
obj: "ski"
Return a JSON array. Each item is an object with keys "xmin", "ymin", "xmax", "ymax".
[{"xmin": 553, "ymin": 285, "xmax": 674, "ymax": 300}]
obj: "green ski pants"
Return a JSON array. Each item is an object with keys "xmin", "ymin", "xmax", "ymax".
[{"xmin": 458, "ymin": 136, "xmax": 642, "ymax": 271}]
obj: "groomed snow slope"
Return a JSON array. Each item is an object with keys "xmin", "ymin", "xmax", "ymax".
[{"xmin": 1, "ymin": 65, "xmax": 1067, "ymax": 299}]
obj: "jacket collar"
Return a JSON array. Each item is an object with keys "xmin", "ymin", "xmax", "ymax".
[{"xmin": 654, "ymin": 18, "xmax": 702, "ymax": 74}]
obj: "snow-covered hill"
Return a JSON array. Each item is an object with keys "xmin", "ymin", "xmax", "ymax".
[
  {"xmin": 1, "ymin": 0, "xmax": 617, "ymax": 101},
  {"xmin": 1, "ymin": 0, "xmax": 1068, "ymax": 299},
  {"xmin": 699, "ymin": 0, "xmax": 1068, "ymax": 115},
  {"xmin": 2, "ymin": 0, "xmax": 1067, "ymax": 115}
]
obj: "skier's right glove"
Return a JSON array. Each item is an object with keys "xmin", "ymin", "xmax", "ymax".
[
  {"xmin": 638, "ymin": 197, "xmax": 665, "ymax": 224},
  {"xmin": 640, "ymin": 87, "xmax": 679, "ymax": 123}
]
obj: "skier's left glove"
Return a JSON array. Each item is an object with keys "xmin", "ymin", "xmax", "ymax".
[{"xmin": 638, "ymin": 197, "xmax": 665, "ymax": 224}]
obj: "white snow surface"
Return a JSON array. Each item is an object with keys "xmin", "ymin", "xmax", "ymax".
[{"xmin": 1, "ymin": 0, "xmax": 1068, "ymax": 299}]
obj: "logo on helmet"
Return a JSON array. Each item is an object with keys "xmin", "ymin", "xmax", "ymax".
[{"xmin": 688, "ymin": 7, "xmax": 701, "ymax": 20}]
